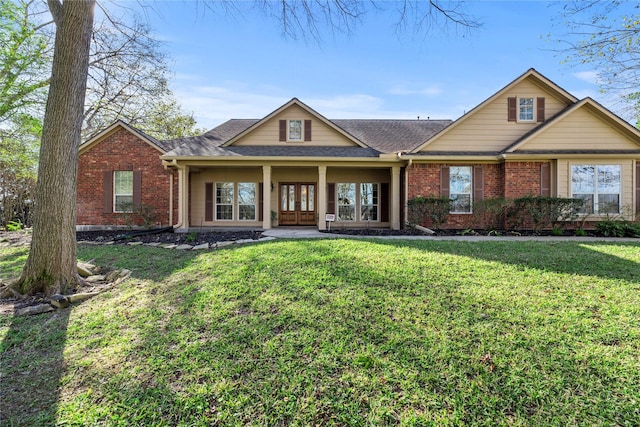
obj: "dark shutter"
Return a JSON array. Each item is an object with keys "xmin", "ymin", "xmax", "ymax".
[
  {"xmin": 205, "ymin": 182, "xmax": 213, "ymax": 221},
  {"xmin": 537, "ymin": 97, "xmax": 545, "ymax": 122},
  {"xmin": 279, "ymin": 120, "xmax": 286, "ymax": 141},
  {"xmin": 103, "ymin": 170, "xmax": 113, "ymax": 213},
  {"xmin": 473, "ymin": 166, "xmax": 484, "ymax": 202},
  {"xmin": 508, "ymin": 97, "xmax": 517, "ymax": 122},
  {"xmin": 540, "ymin": 163, "xmax": 551, "ymax": 196},
  {"xmin": 133, "ymin": 170, "xmax": 142, "ymax": 206},
  {"xmin": 258, "ymin": 182, "xmax": 264, "ymax": 222},
  {"xmin": 440, "ymin": 166, "xmax": 450, "ymax": 198},
  {"xmin": 380, "ymin": 182, "xmax": 389, "ymax": 222},
  {"xmin": 304, "ymin": 120, "xmax": 312, "ymax": 141},
  {"xmin": 327, "ymin": 183, "xmax": 335, "ymax": 214},
  {"xmin": 636, "ymin": 163, "xmax": 640, "ymax": 213}
]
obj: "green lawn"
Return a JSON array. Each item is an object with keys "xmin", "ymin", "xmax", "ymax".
[{"xmin": 1, "ymin": 239, "xmax": 640, "ymax": 426}]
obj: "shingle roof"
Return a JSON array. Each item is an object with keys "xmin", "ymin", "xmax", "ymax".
[
  {"xmin": 167, "ymin": 145, "xmax": 381, "ymax": 158},
  {"xmin": 162, "ymin": 118, "xmax": 452, "ymax": 158},
  {"xmin": 333, "ymin": 119, "xmax": 452, "ymax": 153}
]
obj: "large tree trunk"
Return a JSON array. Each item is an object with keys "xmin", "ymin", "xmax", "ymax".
[{"xmin": 15, "ymin": 0, "xmax": 95, "ymax": 296}]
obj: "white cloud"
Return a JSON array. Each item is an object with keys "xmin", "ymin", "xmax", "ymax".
[
  {"xmin": 573, "ymin": 71, "xmax": 601, "ymax": 85},
  {"xmin": 388, "ymin": 85, "xmax": 443, "ymax": 96}
]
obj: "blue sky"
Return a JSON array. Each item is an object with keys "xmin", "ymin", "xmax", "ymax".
[{"xmin": 121, "ymin": 1, "xmax": 634, "ymax": 129}]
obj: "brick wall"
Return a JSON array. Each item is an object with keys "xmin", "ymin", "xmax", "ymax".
[
  {"xmin": 77, "ymin": 127, "xmax": 177, "ymax": 228},
  {"xmin": 504, "ymin": 161, "xmax": 546, "ymax": 198},
  {"xmin": 406, "ymin": 161, "xmax": 547, "ymax": 229}
]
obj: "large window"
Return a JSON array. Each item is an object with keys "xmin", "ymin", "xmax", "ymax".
[
  {"xmin": 114, "ymin": 171, "xmax": 133, "ymax": 212},
  {"xmin": 450, "ymin": 166, "xmax": 473, "ymax": 213},
  {"xmin": 238, "ymin": 182, "xmax": 257, "ymax": 220},
  {"xmin": 337, "ymin": 183, "xmax": 356, "ymax": 221},
  {"xmin": 216, "ymin": 182, "xmax": 234, "ymax": 220},
  {"xmin": 360, "ymin": 183, "xmax": 379, "ymax": 221},
  {"xmin": 337, "ymin": 182, "xmax": 380, "ymax": 221},
  {"xmin": 572, "ymin": 164, "xmax": 621, "ymax": 214},
  {"xmin": 519, "ymin": 97, "xmax": 534, "ymax": 121},
  {"xmin": 288, "ymin": 120, "xmax": 302, "ymax": 141}
]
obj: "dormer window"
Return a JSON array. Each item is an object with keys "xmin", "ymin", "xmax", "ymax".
[
  {"xmin": 279, "ymin": 119, "xmax": 312, "ymax": 142},
  {"xmin": 519, "ymin": 97, "xmax": 534, "ymax": 122},
  {"xmin": 288, "ymin": 120, "xmax": 303, "ymax": 141},
  {"xmin": 508, "ymin": 97, "xmax": 545, "ymax": 123}
]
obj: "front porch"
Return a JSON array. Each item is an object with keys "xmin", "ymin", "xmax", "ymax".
[{"xmin": 171, "ymin": 164, "xmax": 404, "ymax": 232}]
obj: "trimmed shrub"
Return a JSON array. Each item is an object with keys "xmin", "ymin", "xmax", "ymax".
[{"xmin": 407, "ymin": 196, "xmax": 451, "ymax": 229}]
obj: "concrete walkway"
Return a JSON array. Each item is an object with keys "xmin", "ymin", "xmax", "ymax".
[{"xmin": 262, "ymin": 227, "xmax": 640, "ymax": 243}]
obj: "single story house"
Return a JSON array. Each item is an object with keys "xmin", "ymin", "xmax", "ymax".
[{"xmin": 77, "ymin": 68, "xmax": 640, "ymax": 231}]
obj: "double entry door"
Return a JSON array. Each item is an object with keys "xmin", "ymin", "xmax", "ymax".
[{"xmin": 279, "ymin": 182, "xmax": 316, "ymax": 225}]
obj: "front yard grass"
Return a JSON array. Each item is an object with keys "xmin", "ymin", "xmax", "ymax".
[{"xmin": 1, "ymin": 239, "xmax": 639, "ymax": 426}]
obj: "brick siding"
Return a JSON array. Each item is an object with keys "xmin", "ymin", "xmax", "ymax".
[
  {"xmin": 77, "ymin": 127, "xmax": 177, "ymax": 228},
  {"xmin": 406, "ymin": 161, "xmax": 548, "ymax": 229}
]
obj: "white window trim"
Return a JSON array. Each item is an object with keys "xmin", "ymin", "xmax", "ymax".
[
  {"xmin": 113, "ymin": 170, "xmax": 133, "ymax": 213},
  {"xmin": 336, "ymin": 182, "xmax": 381, "ymax": 222},
  {"xmin": 517, "ymin": 96, "xmax": 535, "ymax": 123},
  {"xmin": 288, "ymin": 119, "xmax": 303, "ymax": 142},
  {"xmin": 237, "ymin": 182, "xmax": 257, "ymax": 221},
  {"xmin": 450, "ymin": 166, "xmax": 473, "ymax": 214},
  {"xmin": 360, "ymin": 183, "xmax": 380, "ymax": 221},
  {"xmin": 571, "ymin": 164, "xmax": 621, "ymax": 215},
  {"xmin": 215, "ymin": 182, "xmax": 234, "ymax": 221}
]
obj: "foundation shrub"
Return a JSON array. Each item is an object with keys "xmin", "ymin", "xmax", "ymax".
[
  {"xmin": 506, "ymin": 196, "xmax": 583, "ymax": 232},
  {"xmin": 468, "ymin": 198, "xmax": 511, "ymax": 230},
  {"xmin": 407, "ymin": 196, "xmax": 451, "ymax": 229},
  {"xmin": 595, "ymin": 215, "xmax": 640, "ymax": 238}
]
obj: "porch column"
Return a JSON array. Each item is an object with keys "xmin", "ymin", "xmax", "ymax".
[
  {"xmin": 262, "ymin": 165, "xmax": 272, "ymax": 230},
  {"xmin": 176, "ymin": 165, "xmax": 189, "ymax": 230},
  {"xmin": 318, "ymin": 166, "xmax": 327, "ymax": 230},
  {"xmin": 391, "ymin": 166, "xmax": 401, "ymax": 230}
]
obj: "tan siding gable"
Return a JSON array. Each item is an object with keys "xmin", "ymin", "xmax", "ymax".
[
  {"xmin": 231, "ymin": 104, "xmax": 357, "ymax": 147},
  {"xmin": 516, "ymin": 107, "xmax": 640, "ymax": 151},
  {"xmin": 418, "ymin": 78, "xmax": 573, "ymax": 153}
]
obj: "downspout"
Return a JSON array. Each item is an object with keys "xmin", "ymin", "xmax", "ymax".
[
  {"xmin": 169, "ymin": 173, "xmax": 173, "ymax": 226},
  {"xmin": 397, "ymin": 152, "xmax": 412, "ymax": 226}
]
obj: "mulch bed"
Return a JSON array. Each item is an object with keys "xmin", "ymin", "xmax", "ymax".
[{"xmin": 76, "ymin": 229, "xmax": 263, "ymax": 246}]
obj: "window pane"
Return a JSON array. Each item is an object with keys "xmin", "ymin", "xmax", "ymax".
[
  {"xmin": 238, "ymin": 183, "xmax": 256, "ymax": 220},
  {"xmin": 519, "ymin": 97, "xmax": 534, "ymax": 121},
  {"xmin": 571, "ymin": 165, "xmax": 595, "ymax": 193},
  {"xmin": 308, "ymin": 185, "xmax": 314, "ymax": 210},
  {"xmin": 238, "ymin": 183, "xmax": 256, "ymax": 205},
  {"xmin": 216, "ymin": 183, "xmax": 234, "ymax": 204},
  {"xmin": 572, "ymin": 194, "xmax": 594, "ymax": 214},
  {"xmin": 598, "ymin": 194, "xmax": 620, "ymax": 214},
  {"xmin": 337, "ymin": 183, "xmax": 356, "ymax": 221},
  {"xmin": 301, "ymin": 185, "xmax": 308, "ymax": 211},
  {"xmin": 238, "ymin": 205, "xmax": 256, "ymax": 220},
  {"xmin": 360, "ymin": 183, "xmax": 378, "ymax": 221},
  {"xmin": 451, "ymin": 194, "xmax": 471, "ymax": 213},
  {"xmin": 216, "ymin": 183, "xmax": 234, "ymax": 220},
  {"xmin": 289, "ymin": 120, "xmax": 302, "ymax": 140},
  {"xmin": 115, "ymin": 195, "xmax": 133, "ymax": 212},
  {"xmin": 450, "ymin": 167, "xmax": 472, "ymax": 193},
  {"xmin": 114, "ymin": 171, "xmax": 133, "ymax": 195},
  {"xmin": 281, "ymin": 185, "xmax": 287, "ymax": 210},
  {"xmin": 216, "ymin": 205, "xmax": 233, "ymax": 220},
  {"xmin": 597, "ymin": 165, "xmax": 621, "ymax": 193},
  {"xmin": 338, "ymin": 206, "xmax": 355, "ymax": 221},
  {"xmin": 289, "ymin": 185, "xmax": 295, "ymax": 210}
]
